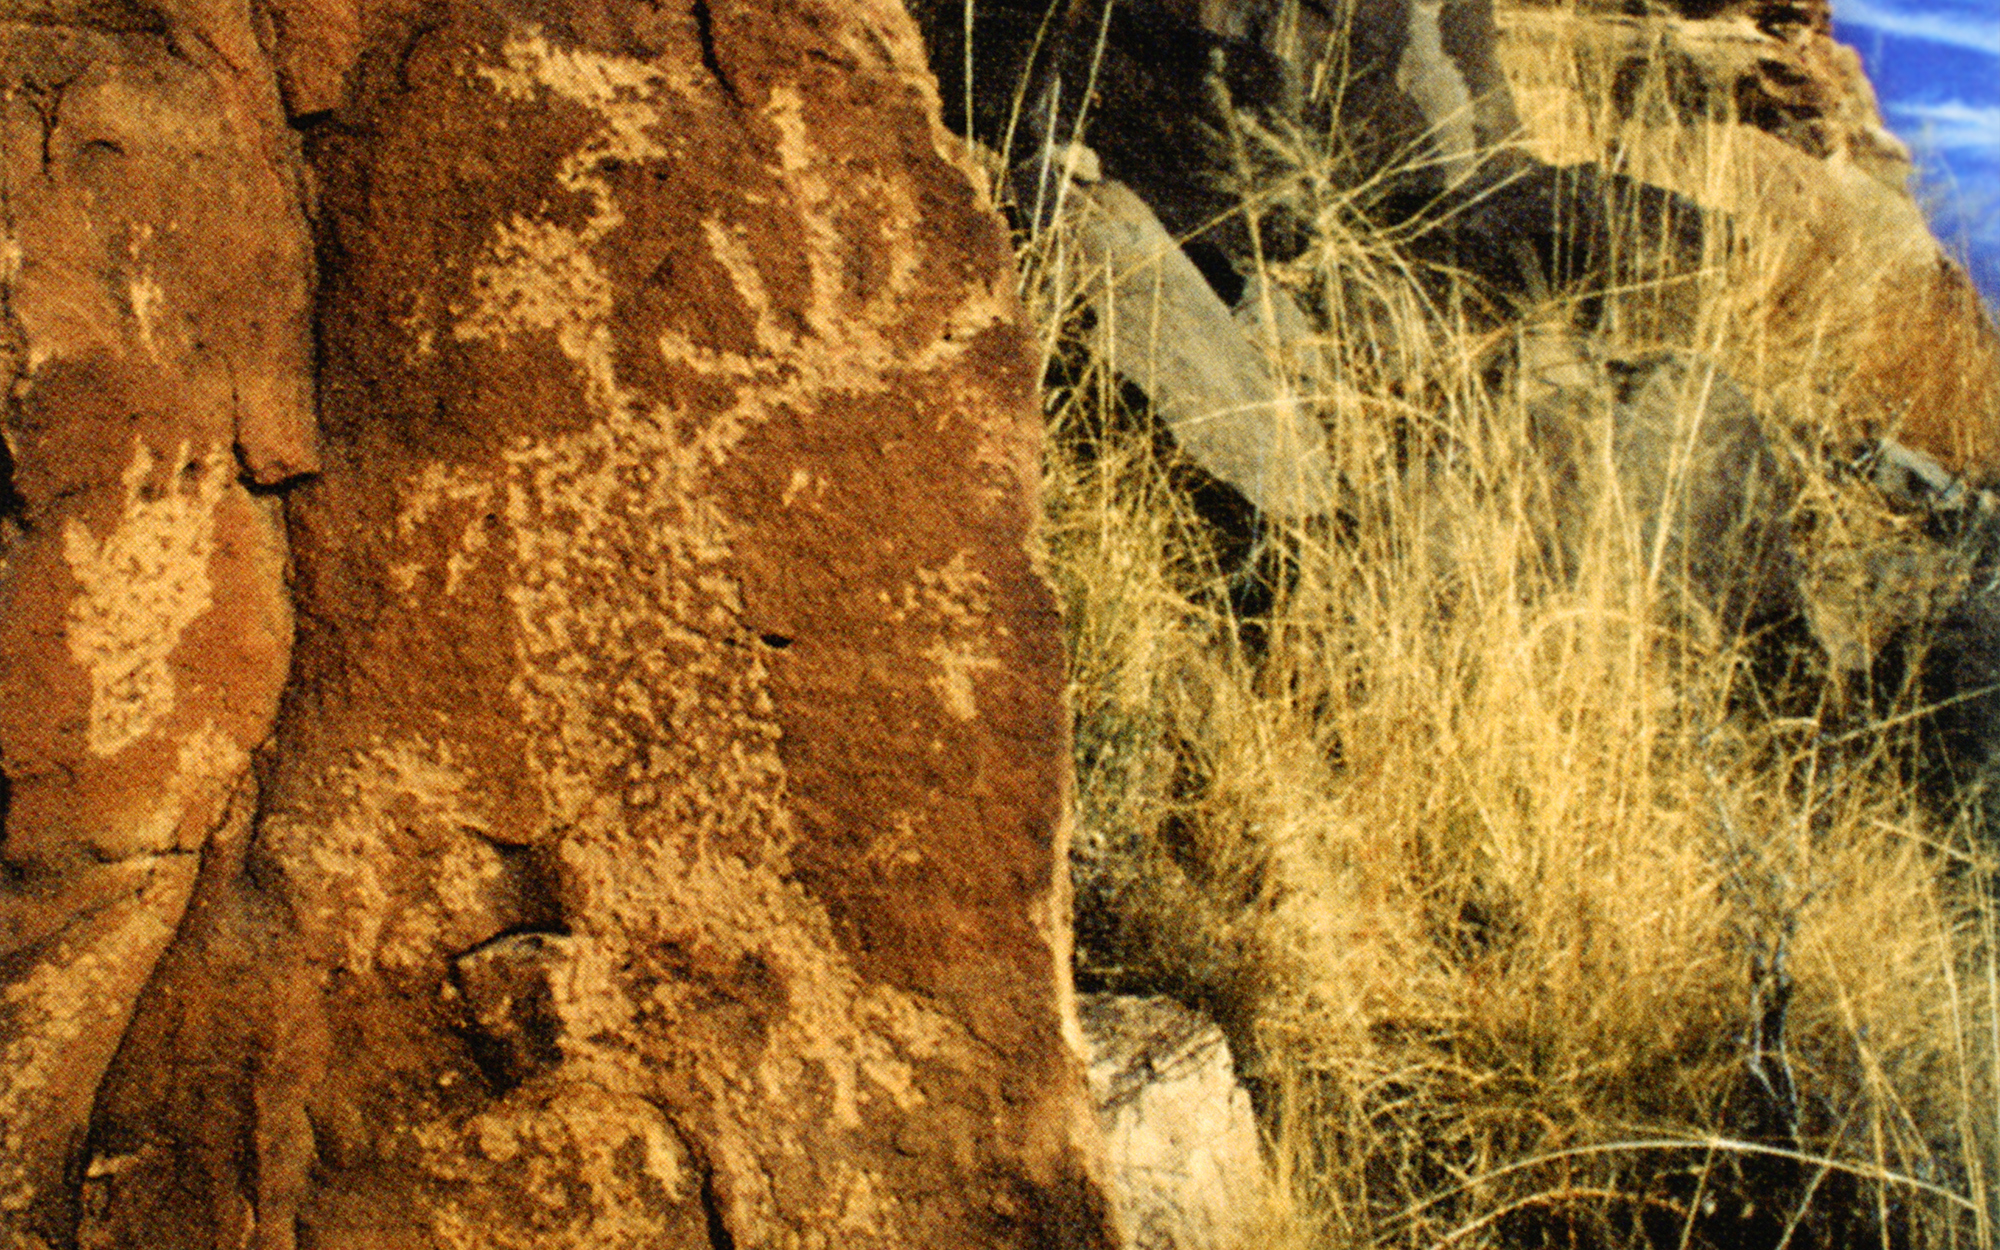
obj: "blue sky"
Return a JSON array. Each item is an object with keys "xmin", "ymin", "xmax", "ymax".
[{"xmin": 1830, "ymin": 0, "xmax": 2000, "ymax": 312}]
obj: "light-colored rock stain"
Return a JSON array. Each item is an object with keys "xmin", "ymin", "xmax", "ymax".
[
  {"xmin": 399, "ymin": 28, "xmax": 1025, "ymax": 1241},
  {"xmin": 125, "ymin": 272, "xmax": 166, "ymax": 362},
  {"xmin": 0, "ymin": 861, "xmax": 196, "ymax": 1217},
  {"xmin": 62, "ymin": 440, "xmax": 227, "ymax": 758}
]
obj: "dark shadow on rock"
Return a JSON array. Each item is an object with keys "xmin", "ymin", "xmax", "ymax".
[{"xmin": 1391, "ymin": 162, "xmax": 1715, "ymax": 308}]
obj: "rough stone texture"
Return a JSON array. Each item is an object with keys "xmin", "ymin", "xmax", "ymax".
[
  {"xmin": 1082, "ymin": 995, "xmax": 1265, "ymax": 1250},
  {"xmin": 0, "ymin": 2, "xmax": 1115, "ymax": 1248},
  {"xmin": 0, "ymin": 3, "xmax": 313, "ymax": 1239},
  {"xmin": 1033, "ymin": 151, "xmax": 1335, "ymax": 516},
  {"xmin": 1518, "ymin": 336, "xmax": 1798, "ymax": 641}
]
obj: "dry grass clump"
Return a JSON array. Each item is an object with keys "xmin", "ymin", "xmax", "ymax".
[
  {"xmin": 1497, "ymin": 1, "xmax": 2000, "ymax": 472},
  {"xmin": 1015, "ymin": 16, "xmax": 2000, "ymax": 1250}
]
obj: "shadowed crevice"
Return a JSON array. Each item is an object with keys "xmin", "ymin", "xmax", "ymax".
[
  {"xmin": 699, "ymin": 1163, "xmax": 737, "ymax": 1250},
  {"xmin": 0, "ymin": 430, "xmax": 23, "ymax": 525},
  {"xmin": 691, "ymin": 0, "xmax": 739, "ymax": 105}
]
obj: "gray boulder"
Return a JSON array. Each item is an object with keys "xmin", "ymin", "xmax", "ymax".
[
  {"xmin": 1035, "ymin": 153, "xmax": 1336, "ymax": 516},
  {"xmin": 1518, "ymin": 334, "xmax": 1798, "ymax": 640}
]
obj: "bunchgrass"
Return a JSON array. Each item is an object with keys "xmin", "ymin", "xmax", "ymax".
[{"xmin": 990, "ymin": 3, "xmax": 2000, "ymax": 1246}]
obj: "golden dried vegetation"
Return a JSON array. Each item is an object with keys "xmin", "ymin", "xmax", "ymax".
[{"xmin": 993, "ymin": 5, "xmax": 2000, "ymax": 1246}]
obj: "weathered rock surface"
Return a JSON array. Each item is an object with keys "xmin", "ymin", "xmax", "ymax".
[
  {"xmin": 1082, "ymin": 995, "xmax": 1265, "ymax": 1250},
  {"xmin": 1518, "ymin": 336, "xmax": 1798, "ymax": 640},
  {"xmin": 1, "ymin": 2, "xmax": 1115, "ymax": 1247},
  {"xmin": 0, "ymin": 4, "xmax": 313, "ymax": 1236},
  {"xmin": 1034, "ymin": 150, "xmax": 1335, "ymax": 516}
]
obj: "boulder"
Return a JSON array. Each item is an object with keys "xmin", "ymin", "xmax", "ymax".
[
  {"xmin": 1517, "ymin": 335, "xmax": 1798, "ymax": 640},
  {"xmin": 0, "ymin": 2, "xmax": 1116, "ymax": 1247},
  {"xmin": 916, "ymin": 0, "xmax": 1710, "ymax": 321},
  {"xmin": 1034, "ymin": 151, "xmax": 1336, "ymax": 516},
  {"xmin": 0, "ymin": 6, "xmax": 311, "ymax": 1237},
  {"xmin": 1082, "ymin": 995, "xmax": 1266, "ymax": 1250}
]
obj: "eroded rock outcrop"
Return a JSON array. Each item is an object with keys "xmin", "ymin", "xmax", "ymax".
[
  {"xmin": 1, "ymin": 2, "xmax": 1115, "ymax": 1247},
  {"xmin": 1502, "ymin": 0, "xmax": 1914, "ymax": 185},
  {"xmin": 0, "ymin": 6, "xmax": 312, "ymax": 1235},
  {"xmin": 1497, "ymin": 0, "xmax": 2000, "ymax": 477}
]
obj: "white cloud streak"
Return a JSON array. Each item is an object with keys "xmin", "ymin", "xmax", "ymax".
[
  {"xmin": 1834, "ymin": 0, "xmax": 2000, "ymax": 55},
  {"xmin": 1886, "ymin": 99, "xmax": 2000, "ymax": 153}
]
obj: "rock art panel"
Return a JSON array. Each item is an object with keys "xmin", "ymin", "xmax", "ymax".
[
  {"xmin": 0, "ymin": 5, "xmax": 312, "ymax": 1241},
  {"xmin": 65, "ymin": 3, "xmax": 1114, "ymax": 1249}
]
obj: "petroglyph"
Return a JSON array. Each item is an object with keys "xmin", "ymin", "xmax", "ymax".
[
  {"xmin": 446, "ymin": 27, "xmax": 1029, "ymax": 1237},
  {"xmin": 412, "ymin": 1087, "xmax": 705, "ymax": 1250},
  {"xmin": 459, "ymin": 33, "xmax": 686, "ymax": 415},
  {"xmin": 114, "ymin": 720, "xmax": 249, "ymax": 859},
  {"xmin": 892, "ymin": 552, "xmax": 1004, "ymax": 721},
  {"xmin": 61, "ymin": 441, "xmax": 227, "ymax": 758},
  {"xmin": 392, "ymin": 462, "xmax": 497, "ymax": 597},
  {"xmin": 272, "ymin": 740, "xmax": 508, "ymax": 982}
]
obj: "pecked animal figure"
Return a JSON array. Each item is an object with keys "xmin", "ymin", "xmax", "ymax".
[{"xmin": 909, "ymin": 0, "xmax": 1707, "ymax": 302}]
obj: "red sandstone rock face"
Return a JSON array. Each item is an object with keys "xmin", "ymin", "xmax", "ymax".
[
  {"xmin": 0, "ymin": 6, "xmax": 311, "ymax": 1236},
  {"xmin": 0, "ymin": 2, "xmax": 1113, "ymax": 1247}
]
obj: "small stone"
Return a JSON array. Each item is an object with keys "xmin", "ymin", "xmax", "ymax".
[{"xmin": 1082, "ymin": 994, "xmax": 1266, "ymax": 1250}]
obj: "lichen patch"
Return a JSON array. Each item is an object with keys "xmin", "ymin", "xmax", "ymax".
[{"xmin": 62, "ymin": 440, "xmax": 228, "ymax": 758}]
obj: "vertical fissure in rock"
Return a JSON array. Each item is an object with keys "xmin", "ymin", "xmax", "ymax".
[
  {"xmin": 0, "ymin": 428, "xmax": 23, "ymax": 528},
  {"xmin": 0, "ymin": 257, "xmax": 29, "ymax": 532},
  {"xmin": 23, "ymin": 79, "xmax": 64, "ymax": 174},
  {"xmin": 698, "ymin": 1161, "xmax": 737, "ymax": 1250},
  {"xmin": 691, "ymin": 0, "xmax": 740, "ymax": 104}
]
